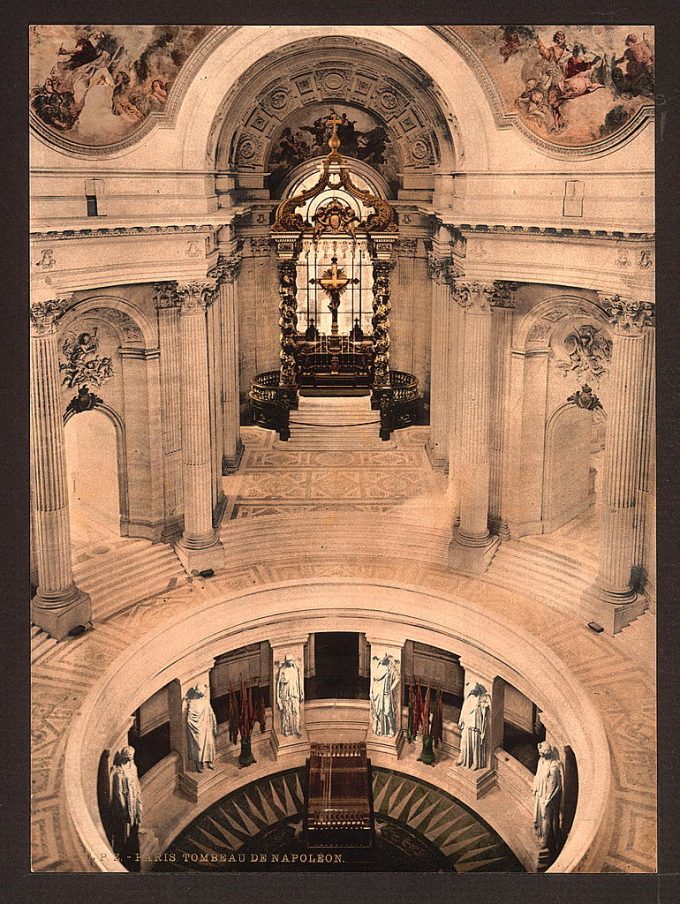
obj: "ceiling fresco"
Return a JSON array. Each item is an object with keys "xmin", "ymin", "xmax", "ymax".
[
  {"xmin": 29, "ymin": 25, "xmax": 654, "ymax": 152},
  {"xmin": 29, "ymin": 25, "xmax": 212, "ymax": 146},
  {"xmin": 456, "ymin": 25, "xmax": 654, "ymax": 144}
]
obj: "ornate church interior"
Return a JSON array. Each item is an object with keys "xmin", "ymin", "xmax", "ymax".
[{"xmin": 30, "ymin": 25, "xmax": 655, "ymax": 874}]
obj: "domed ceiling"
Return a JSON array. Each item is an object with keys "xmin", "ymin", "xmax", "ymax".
[{"xmin": 29, "ymin": 24, "xmax": 654, "ymax": 154}]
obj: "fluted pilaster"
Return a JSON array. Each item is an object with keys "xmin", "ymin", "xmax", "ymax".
[
  {"xmin": 154, "ymin": 283, "xmax": 183, "ymax": 538},
  {"xmin": 427, "ymin": 254, "xmax": 453, "ymax": 468},
  {"xmin": 30, "ymin": 298, "xmax": 91, "ymax": 638},
  {"xmin": 175, "ymin": 283, "xmax": 224, "ymax": 573},
  {"xmin": 583, "ymin": 296, "xmax": 654, "ymax": 632},
  {"xmin": 211, "ymin": 254, "xmax": 243, "ymax": 471}
]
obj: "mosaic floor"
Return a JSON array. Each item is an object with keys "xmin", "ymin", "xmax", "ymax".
[{"xmin": 155, "ymin": 767, "xmax": 522, "ymax": 872}]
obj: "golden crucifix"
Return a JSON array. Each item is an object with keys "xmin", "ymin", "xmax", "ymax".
[{"xmin": 310, "ymin": 255, "xmax": 360, "ymax": 335}]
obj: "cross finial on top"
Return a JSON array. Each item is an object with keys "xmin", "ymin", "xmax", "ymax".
[{"xmin": 325, "ymin": 110, "xmax": 343, "ymax": 151}]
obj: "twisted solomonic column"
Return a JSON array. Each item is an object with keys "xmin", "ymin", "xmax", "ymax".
[
  {"xmin": 371, "ymin": 259, "xmax": 393, "ymax": 394},
  {"xmin": 448, "ymin": 281, "xmax": 507, "ymax": 575},
  {"xmin": 582, "ymin": 295, "xmax": 655, "ymax": 633},
  {"xmin": 30, "ymin": 298, "xmax": 91, "ymax": 638},
  {"xmin": 174, "ymin": 282, "xmax": 225, "ymax": 574},
  {"xmin": 277, "ymin": 260, "xmax": 299, "ymax": 390}
]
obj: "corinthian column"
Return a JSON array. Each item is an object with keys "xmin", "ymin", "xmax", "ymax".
[
  {"xmin": 174, "ymin": 283, "xmax": 224, "ymax": 574},
  {"xmin": 211, "ymin": 253, "xmax": 243, "ymax": 472},
  {"xmin": 30, "ymin": 298, "xmax": 91, "ymax": 639},
  {"xmin": 583, "ymin": 295, "xmax": 654, "ymax": 633},
  {"xmin": 449, "ymin": 281, "xmax": 501, "ymax": 575}
]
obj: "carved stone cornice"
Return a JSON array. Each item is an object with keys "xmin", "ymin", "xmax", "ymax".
[
  {"xmin": 208, "ymin": 253, "xmax": 242, "ymax": 286},
  {"xmin": 175, "ymin": 282, "xmax": 217, "ymax": 314},
  {"xmin": 30, "ymin": 298, "xmax": 70, "ymax": 336},
  {"xmin": 31, "ymin": 223, "xmax": 221, "ymax": 242},
  {"xmin": 453, "ymin": 281, "xmax": 497, "ymax": 312},
  {"xmin": 152, "ymin": 281, "xmax": 179, "ymax": 310},
  {"xmin": 601, "ymin": 295, "xmax": 655, "ymax": 336},
  {"xmin": 452, "ymin": 223, "xmax": 654, "ymax": 243}
]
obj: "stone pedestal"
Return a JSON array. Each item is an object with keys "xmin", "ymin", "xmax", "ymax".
[
  {"xmin": 174, "ymin": 283, "xmax": 224, "ymax": 574},
  {"xmin": 582, "ymin": 296, "xmax": 654, "ymax": 633},
  {"xmin": 30, "ymin": 299, "xmax": 91, "ymax": 639},
  {"xmin": 365, "ymin": 638, "xmax": 405, "ymax": 760},
  {"xmin": 270, "ymin": 637, "xmax": 309, "ymax": 759},
  {"xmin": 449, "ymin": 282, "xmax": 500, "ymax": 574}
]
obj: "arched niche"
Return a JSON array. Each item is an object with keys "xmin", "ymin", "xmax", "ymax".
[
  {"xmin": 64, "ymin": 404, "xmax": 129, "ymax": 541},
  {"xmin": 504, "ymin": 293, "xmax": 613, "ymax": 539},
  {"xmin": 57, "ymin": 298, "xmax": 165, "ymax": 542},
  {"xmin": 542, "ymin": 402, "xmax": 607, "ymax": 535}
]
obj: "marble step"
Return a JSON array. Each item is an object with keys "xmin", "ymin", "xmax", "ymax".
[
  {"xmin": 73, "ymin": 539, "xmax": 184, "ymax": 620},
  {"xmin": 487, "ymin": 543, "xmax": 593, "ymax": 604},
  {"xmin": 30, "ymin": 624, "xmax": 59, "ymax": 664}
]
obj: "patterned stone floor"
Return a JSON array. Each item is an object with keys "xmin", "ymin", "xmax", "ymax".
[
  {"xmin": 155, "ymin": 767, "xmax": 522, "ymax": 872},
  {"xmin": 31, "ymin": 401, "xmax": 656, "ymax": 873}
]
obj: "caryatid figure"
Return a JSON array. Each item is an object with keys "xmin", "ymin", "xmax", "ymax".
[
  {"xmin": 532, "ymin": 741, "xmax": 563, "ymax": 855},
  {"xmin": 185, "ymin": 683, "xmax": 218, "ymax": 772},
  {"xmin": 370, "ymin": 653, "xmax": 400, "ymax": 737},
  {"xmin": 276, "ymin": 654, "xmax": 304, "ymax": 737},
  {"xmin": 110, "ymin": 745, "xmax": 142, "ymax": 863},
  {"xmin": 456, "ymin": 682, "xmax": 491, "ymax": 769}
]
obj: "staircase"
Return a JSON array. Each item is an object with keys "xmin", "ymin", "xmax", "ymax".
[
  {"xmin": 486, "ymin": 537, "xmax": 596, "ymax": 613},
  {"xmin": 282, "ymin": 396, "xmax": 394, "ymax": 450},
  {"xmin": 72, "ymin": 537, "xmax": 184, "ymax": 621}
]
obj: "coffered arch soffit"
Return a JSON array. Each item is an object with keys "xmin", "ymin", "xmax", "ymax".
[{"xmin": 210, "ymin": 36, "xmax": 459, "ymax": 194}]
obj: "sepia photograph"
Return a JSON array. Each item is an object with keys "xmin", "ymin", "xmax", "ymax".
[{"xmin": 28, "ymin": 20, "xmax": 657, "ymax": 880}]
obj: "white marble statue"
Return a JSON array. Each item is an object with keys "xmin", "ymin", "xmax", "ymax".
[
  {"xmin": 184, "ymin": 683, "xmax": 218, "ymax": 772},
  {"xmin": 456, "ymin": 682, "xmax": 491, "ymax": 769},
  {"xmin": 110, "ymin": 745, "xmax": 142, "ymax": 860},
  {"xmin": 532, "ymin": 741, "xmax": 563, "ymax": 853},
  {"xmin": 276, "ymin": 654, "xmax": 304, "ymax": 737},
  {"xmin": 370, "ymin": 653, "xmax": 400, "ymax": 737}
]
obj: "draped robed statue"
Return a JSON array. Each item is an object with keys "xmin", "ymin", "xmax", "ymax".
[
  {"xmin": 456, "ymin": 682, "xmax": 491, "ymax": 770},
  {"xmin": 276, "ymin": 654, "xmax": 304, "ymax": 737},
  {"xmin": 110, "ymin": 745, "xmax": 142, "ymax": 869},
  {"xmin": 184, "ymin": 683, "xmax": 218, "ymax": 772},
  {"xmin": 370, "ymin": 653, "xmax": 400, "ymax": 737},
  {"xmin": 532, "ymin": 741, "xmax": 563, "ymax": 856}
]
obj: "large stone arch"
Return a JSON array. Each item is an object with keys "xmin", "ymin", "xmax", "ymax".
[
  {"xmin": 173, "ymin": 26, "xmax": 493, "ymax": 172},
  {"xmin": 208, "ymin": 33, "xmax": 460, "ymax": 201}
]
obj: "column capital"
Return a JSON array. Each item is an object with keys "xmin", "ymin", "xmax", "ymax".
[
  {"xmin": 453, "ymin": 280, "xmax": 496, "ymax": 311},
  {"xmin": 601, "ymin": 294, "xmax": 654, "ymax": 336},
  {"xmin": 30, "ymin": 297, "xmax": 70, "ymax": 336},
  {"xmin": 208, "ymin": 253, "xmax": 242, "ymax": 286},
  {"xmin": 175, "ymin": 281, "xmax": 217, "ymax": 313},
  {"xmin": 398, "ymin": 237, "xmax": 419, "ymax": 258},
  {"xmin": 152, "ymin": 281, "xmax": 179, "ymax": 310},
  {"xmin": 427, "ymin": 253, "xmax": 453, "ymax": 285},
  {"xmin": 492, "ymin": 281, "xmax": 520, "ymax": 309}
]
